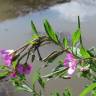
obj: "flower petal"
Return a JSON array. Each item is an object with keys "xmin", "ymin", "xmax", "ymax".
[
  {"xmin": 68, "ymin": 67, "xmax": 76, "ymax": 75},
  {"xmin": 24, "ymin": 64, "xmax": 32, "ymax": 74},
  {"xmin": 17, "ymin": 64, "xmax": 24, "ymax": 74},
  {"xmin": 10, "ymin": 72, "xmax": 17, "ymax": 78},
  {"xmin": 0, "ymin": 49, "xmax": 13, "ymax": 66}
]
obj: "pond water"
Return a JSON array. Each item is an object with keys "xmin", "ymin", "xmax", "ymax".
[{"xmin": 0, "ymin": 0, "xmax": 96, "ymax": 96}]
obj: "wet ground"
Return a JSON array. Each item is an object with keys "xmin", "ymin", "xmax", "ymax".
[{"xmin": 0, "ymin": 0, "xmax": 70, "ymax": 21}]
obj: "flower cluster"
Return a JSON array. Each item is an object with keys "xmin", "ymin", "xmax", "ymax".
[
  {"xmin": 64, "ymin": 52, "xmax": 78, "ymax": 76},
  {"xmin": 11, "ymin": 64, "xmax": 32, "ymax": 78},
  {"xmin": 0, "ymin": 49, "xmax": 32, "ymax": 78}
]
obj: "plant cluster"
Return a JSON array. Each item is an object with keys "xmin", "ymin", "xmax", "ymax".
[{"xmin": 0, "ymin": 16, "xmax": 96, "ymax": 96}]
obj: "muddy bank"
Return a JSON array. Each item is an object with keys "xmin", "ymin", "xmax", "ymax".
[{"xmin": 0, "ymin": 0, "xmax": 70, "ymax": 21}]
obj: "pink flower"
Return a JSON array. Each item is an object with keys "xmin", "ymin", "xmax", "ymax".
[
  {"xmin": 10, "ymin": 72, "xmax": 17, "ymax": 78},
  {"xmin": 0, "ymin": 49, "xmax": 14, "ymax": 66},
  {"xmin": 17, "ymin": 64, "xmax": 32, "ymax": 75},
  {"xmin": 64, "ymin": 52, "xmax": 78, "ymax": 76}
]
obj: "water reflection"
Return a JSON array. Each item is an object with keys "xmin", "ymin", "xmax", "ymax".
[{"xmin": 1, "ymin": 0, "xmax": 96, "ymax": 48}]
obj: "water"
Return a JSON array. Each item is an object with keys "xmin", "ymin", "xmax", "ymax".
[
  {"xmin": 0, "ymin": 0, "xmax": 96, "ymax": 96},
  {"xmin": 77, "ymin": 0, "xmax": 96, "ymax": 5}
]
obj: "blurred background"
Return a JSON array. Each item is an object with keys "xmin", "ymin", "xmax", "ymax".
[{"xmin": 0, "ymin": 0, "xmax": 96, "ymax": 95}]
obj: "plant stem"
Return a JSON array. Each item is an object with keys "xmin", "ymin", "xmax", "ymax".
[
  {"xmin": 42, "ymin": 67, "xmax": 68, "ymax": 78},
  {"xmin": 14, "ymin": 43, "xmax": 29, "ymax": 53}
]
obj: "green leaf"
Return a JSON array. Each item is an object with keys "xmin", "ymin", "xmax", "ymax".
[
  {"xmin": 43, "ymin": 50, "xmax": 64, "ymax": 63},
  {"xmin": 0, "ymin": 71, "xmax": 9, "ymax": 79},
  {"xmin": 42, "ymin": 67, "xmax": 67, "ymax": 78},
  {"xmin": 92, "ymin": 88, "xmax": 96, "ymax": 96},
  {"xmin": 71, "ymin": 47, "xmax": 82, "ymax": 57},
  {"xmin": 12, "ymin": 60, "xmax": 17, "ymax": 69},
  {"xmin": 0, "ymin": 65, "xmax": 8, "ymax": 70},
  {"xmin": 63, "ymin": 88, "xmax": 72, "ymax": 96},
  {"xmin": 53, "ymin": 64, "xmax": 64, "ymax": 72},
  {"xmin": 90, "ymin": 60, "xmax": 96, "ymax": 72},
  {"xmin": 38, "ymin": 77, "xmax": 46, "ymax": 88},
  {"xmin": 63, "ymin": 37, "xmax": 68, "ymax": 48},
  {"xmin": 44, "ymin": 20, "xmax": 59, "ymax": 44},
  {"xmin": 32, "ymin": 69, "xmax": 46, "ymax": 88},
  {"xmin": 72, "ymin": 16, "xmax": 81, "ymax": 46},
  {"xmin": 72, "ymin": 29, "xmax": 81, "ymax": 46},
  {"xmin": 80, "ymin": 47, "xmax": 90, "ymax": 58},
  {"xmin": 80, "ymin": 83, "xmax": 96, "ymax": 96},
  {"xmin": 31, "ymin": 20, "xmax": 39, "ymax": 36},
  {"xmin": 32, "ymin": 70, "xmax": 40, "ymax": 86},
  {"xmin": 21, "ymin": 84, "xmax": 33, "ymax": 92},
  {"xmin": 11, "ymin": 78, "xmax": 32, "ymax": 93},
  {"xmin": 28, "ymin": 40, "xmax": 38, "ymax": 45},
  {"xmin": 15, "ymin": 84, "xmax": 33, "ymax": 93},
  {"xmin": 32, "ymin": 34, "xmax": 39, "ymax": 40},
  {"xmin": 77, "ymin": 16, "xmax": 84, "ymax": 48}
]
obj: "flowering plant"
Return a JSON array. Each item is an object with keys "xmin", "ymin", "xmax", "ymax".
[{"xmin": 0, "ymin": 16, "xmax": 96, "ymax": 96}]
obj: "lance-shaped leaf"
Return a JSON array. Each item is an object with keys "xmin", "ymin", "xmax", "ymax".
[
  {"xmin": 78, "ymin": 16, "xmax": 84, "ymax": 47},
  {"xmin": 31, "ymin": 20, "xmax": 39, "ymax": 36},
  {"xmin": 63, "ymin": 37, "xmax": 68, "ymax": 48},
  {"xmin": 0, "ymin": 71, "xmax": 9, "ymax": 80},
  {"xmin": 0, "ymin": 65, "xmax": 9, "ymax": 70},
  {"xmin": 72, "ymin": 16, "xmax": 82, "ymax": 46},
  {"xmin": 80, "ymin": 47, "xmax": 90, "ymax": 58},
  {"xmin": 44, "ymin": 20, "xmax": 59, "ymax": 44},
  {"xmin": 13, "ymin": 81, "xmax": 33, "ymax": 93},
  {"xmin": 12, "ymin": 60, "xmax": 17, "ymax": 69},
  {"xmin": 38, "ymin": 76, "xmax": 46, "ymax": 88},
  {"xmin": 32, "ymin": 69, "xmax": 46, "ymax": 88},
  {"xmin": 52, "ymin": 64, "xmax": 64, "ymax": 72},
  {"xmin": 21, "ymin": 84, "xmax": 33, "ymax": 93},
  {"xmin": 43, "ymin": 50, "xmax": 64, "ymax": 63},
  {"xmin": 42, "ymin": 67, "xmax": 68, "ymax": 79},
  {"xmin": 80, "ymin": 83, "xmax": 96, "ymax": 96},
  {"xmin": 72, "ymin": 28, "xmax": 81, "ymax": 46},
  {"xmin": 32, "ymin": 71, "xmax": 40, "ymax": 86}
]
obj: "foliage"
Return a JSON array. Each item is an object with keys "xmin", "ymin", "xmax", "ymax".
[{"xmin": 0, "ymin": 16, "xmax": 96, "ymax": 96}]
